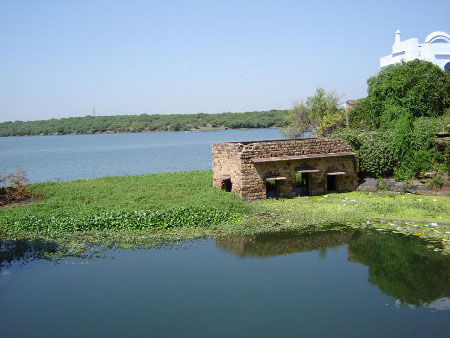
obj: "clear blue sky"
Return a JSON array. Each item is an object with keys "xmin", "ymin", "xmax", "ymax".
[{"xmin": 1, "ymin": 0, "xmax": 449, "ymax": 122}]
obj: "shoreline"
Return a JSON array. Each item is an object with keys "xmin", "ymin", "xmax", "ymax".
[
  {"xmin": 0, "ymin": 126, "xmax": 281, "ymax": 138},
  {"xmin": 0, "ymin": 170, "xmax": 449, "ymax": 260}
]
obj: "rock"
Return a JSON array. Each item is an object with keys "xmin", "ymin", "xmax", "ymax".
[
  {"xmin": 382, "ymin": 178, "xmax": 406, "ymax": 190},
  {"xmin": 436, "ymin": 131, "xmax": 450, "ymax": 138},
  {"xmin": 357, "ymin": 178, "xmax": 378, "ymax": 191},
  {"xmin": 435, "ymin": 138, "xmax": 450, "ymax": 152},
  {"xmin": 424, "ymin": 172, "xmax": 437, "ymax": 178},
  {"xmin": 406, "ymin": 183, "xmax": 430, "ymax": 193},
  {"xmin": 439, "ymin": 173, "xmax": 449, "ymax": 180}
]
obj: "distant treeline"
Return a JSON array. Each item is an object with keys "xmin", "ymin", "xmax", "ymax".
[{"xmin": 0, "ymin": 110, "xmax": 288, "ymax": 137}]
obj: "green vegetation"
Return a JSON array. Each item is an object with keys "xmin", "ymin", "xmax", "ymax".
[
  {"xmin": 0, "ymin": 171, "xmax": 250, "ymax": 258},
  {"xmin": 1, "ymin": 171, "xmax": 449, "ymax": 263},
  {"xmin": 0, "ymin": 110, "xmax": 288, "ymax": 137},
  {"xmin": 282, "ymin": 87, "xmax": 345, "ymax": 137},
  {"xmin": 249, "ymin": 191, "xmax": 449, "ymax": 229},
  {"xmin": 334, "ymin": 60, "xmax": 450, "ymax": 179},
  {"xmin": 348, "ymin": 230, "xmax": 450, "ymax": 307}
]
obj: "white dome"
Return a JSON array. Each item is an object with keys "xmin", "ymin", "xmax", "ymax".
[{"xmin": 424, "ymin": 31, "xmax": 450, "ymax": 43}]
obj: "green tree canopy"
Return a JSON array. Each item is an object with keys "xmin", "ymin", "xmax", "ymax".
[
  {"xmin": 0, "ymin": 110, "xmax": 288, "ymax": 137},
  {"xmin": 336, "ymin": 60, "xmax": 450, "ymax": 179},
  {"xmin": 282, "ymin": 87, "xmax": 345, "ymax": 138},
  {"xmin": 350, "ymin": 60, "xmax": 450, "ymax": 130}
]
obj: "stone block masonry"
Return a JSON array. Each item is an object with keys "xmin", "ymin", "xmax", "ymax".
[{"xmin": 212, "ymin": 138, "xmax": 358, "ymax": 201}]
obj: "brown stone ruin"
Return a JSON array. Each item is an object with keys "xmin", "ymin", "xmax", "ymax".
[{"xmin": 212, "ymin": 138, "xmax": 359, "ymax": 200}]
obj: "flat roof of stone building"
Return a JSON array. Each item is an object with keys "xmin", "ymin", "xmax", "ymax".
[
  {"xmin": 251, "ymin": 152, "xmax": 356, "ymax": 163},
  {"xmin": 213, "ymin": 138, "xmax": 319, "ymax": 145}
]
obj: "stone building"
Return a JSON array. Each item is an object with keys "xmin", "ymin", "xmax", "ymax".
[{"xmin": 212, "ymin": 138, "xmax": 358, "ymax": 200}]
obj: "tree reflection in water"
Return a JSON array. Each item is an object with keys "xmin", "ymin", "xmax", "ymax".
[
  {"xmin": 348, "ymin": 230, "xmax": 450, "ymax": 308},
  {"xmin": 216, "ymin": 229, "xmax": 450, "ymax": 308},
  {"xmin": 0, "ymin": 237, "xmax": 59, "ymax": 272}
]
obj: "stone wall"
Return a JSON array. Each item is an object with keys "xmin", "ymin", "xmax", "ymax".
[
  {"xmin": 237, "ymin": 138, "xmax": 351, "ymax": 160},
  {"xmin": 212, "ymin": 138, "xmax": 358, "ymax": 201},
  {"xmin": 212, "ymin": 142, "xmax": 243, "ymax": 194}
]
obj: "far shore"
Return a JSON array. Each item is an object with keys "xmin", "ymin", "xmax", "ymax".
[{"xmin": 0, "ymin": 125, "xmax": 282, "ymax": 138}]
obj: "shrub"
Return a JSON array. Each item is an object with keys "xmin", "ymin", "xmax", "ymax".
[
  {"xmin": 348, "ymin": 97, "xmax": 376, "ymax": 130},
  {"xmin": 341, "ymin": 60, "xmax": 450, "ymax": 180},
  {"xmin": 334, "ymin": 119, "xmax": 445, "ymax": 180},
  {"xmin": 0, "ymin": 169, "xmax": 32, "ymax": 206},
  {"xmin": 331, "ymin": 127, "xmax": 362, "ymax": 151},
  {"xmin": 358, "ymin": 132, "xmax": 397, "ymax": 177},
  {"xmin": 367, "ymin": 60, "xmax": 450, "ymax": 125},
  {"xmin": 427, "ymin": 175, "xmax": 445, "ymax": 189}
]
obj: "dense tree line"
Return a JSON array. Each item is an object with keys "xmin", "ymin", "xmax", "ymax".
[{"xmin": 0, "ymin": 110, "xmax": 288, "ymax": 137}]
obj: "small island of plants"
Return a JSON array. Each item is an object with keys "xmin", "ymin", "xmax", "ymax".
[{"xmin": 1, "ymin": 170, "xmax": 449, "ymax": 265}]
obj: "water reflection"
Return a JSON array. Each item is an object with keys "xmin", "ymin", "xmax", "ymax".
[
  {"xmin": 216, "ymin": 229, "xmax": 352, "ymax": 258},
  {"xmin": 0, "ymin": 237, "xmax": 59, "ymax": 271},
  {"xmin": 348, "ymin": 230, "xmax": 450, "ymax": 308},
  {"xmin": 216, "ymin": 229, "xmax": 450, "ymax": 308}
]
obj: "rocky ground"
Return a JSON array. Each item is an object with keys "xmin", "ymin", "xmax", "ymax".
[{"xmin": 357, "ymin": 174, "xmax": 450, "ymax": 197}]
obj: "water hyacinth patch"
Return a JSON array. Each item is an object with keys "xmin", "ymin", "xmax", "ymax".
[
  {"xmin": 1, "ymin": 171, "xmax": 449, "ymax": 259},
  {"xmin": 1, "ymin": 207, "xmax": 242, "ymax": 234}
]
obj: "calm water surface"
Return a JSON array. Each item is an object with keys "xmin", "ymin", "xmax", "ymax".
[
  {"xmin": 0, "ymin": 129, "xmax": 284, "ymax": 183},
  {"xmin": 1, "ymin": 129, "xmax": 449, "ymax": 336},
  {"xmin": 1, "ymin": 230, "xmax": 449, "ymax": 337}
]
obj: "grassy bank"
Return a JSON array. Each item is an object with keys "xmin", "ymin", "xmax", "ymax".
[
  {"xmin": 1, "ymin": 170, "xmax": 449, "ymax": 261},
  {"xmin": 248, "ymin": 192, "xmax": 450, "ymax": 252}
]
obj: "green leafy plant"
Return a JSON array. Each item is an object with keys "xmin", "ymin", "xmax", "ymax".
[
  {"xmin": 341, "ymin": 60, "xmax": 450, "ymax": 180},
  {"xmin": 282, "ymin": 87, "xmax": 345, "ymax": 137},
  {"xmin": 427, "ymin": 175, "xmax": 445, "ymax": 189}
]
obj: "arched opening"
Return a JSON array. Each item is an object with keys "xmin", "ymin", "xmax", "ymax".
[
  {"xmin": 430, "ymin": 38, "xmax": 449, "ymax": 44},
  {"xmin": 444, "ymin": 62, "xmax": 450, "ymax": 71}
]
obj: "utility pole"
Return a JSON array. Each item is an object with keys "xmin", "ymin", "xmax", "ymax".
[{"xmin": 92, "ymin": 105, "xmax": 96, "ymax": 117}]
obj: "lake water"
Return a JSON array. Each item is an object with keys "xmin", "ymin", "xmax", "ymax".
[
  {"xmin": 1, "ymin": 229, "xmax": 449, "ymax": 337},
  {"xmin": 1, "ymin": 129, "xmax": 449, "ymax": 336},
  {"xmin": 0, "ymin": 129, "xmax": 284, "ymax": 183}
]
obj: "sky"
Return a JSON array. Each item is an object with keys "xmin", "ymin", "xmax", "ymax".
[{"xmin": 1, "ymin": 0, "xmax": 450, "ymax": 123}]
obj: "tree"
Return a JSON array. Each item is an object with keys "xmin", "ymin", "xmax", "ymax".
[
  {"xmin": 349, "ymin": 60, "xmax": 450, "ymax": 130},
  {"xmin": 281, "ymin": 87, "xmax": 345, "ymax": 138},
  {"xmin": 338, "ymin": 60, "xmax": 450, "ymax": 179}
]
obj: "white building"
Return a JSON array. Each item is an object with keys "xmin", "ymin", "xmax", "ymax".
[{"xmin": 380, "ymin": 30, "xmax": 450, "ymax": 70}]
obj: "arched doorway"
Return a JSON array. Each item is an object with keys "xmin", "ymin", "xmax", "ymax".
[{"xmin": 444, "ymin": 62, "xmax": 450, "ymax": 71}]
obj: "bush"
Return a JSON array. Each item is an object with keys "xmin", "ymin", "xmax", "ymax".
[
  {"xmin": 427, "ymin": 175, "xmax": 445, "ymax": 189},
  {"xmin": 393, "ymin": 117, "xmax": 439, "ymax": 180},
  {"xmin": 333, "ymin": 116, "xmax": 442, "ymax": 179},
  {"xmin": 0, "ymin": 169, "xmax": 32, "ymax": 206},
  {"xmin": 358, "ymin": 132, "xmax": 397, "ymax": 177},
  {"xmin": 331, "ymin": 127, "xmax": 362, "ymax": 151},
  {"xmin": 367, "ymin": 60, "xmax": 450, "ymax": 126},
  {"xmin": 343, "ymin": 60, "xmax": 450, "ymax": 180},
  {"xmin": 348, "ymin": 98, "xmax": 376, "ymax": 130}
]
